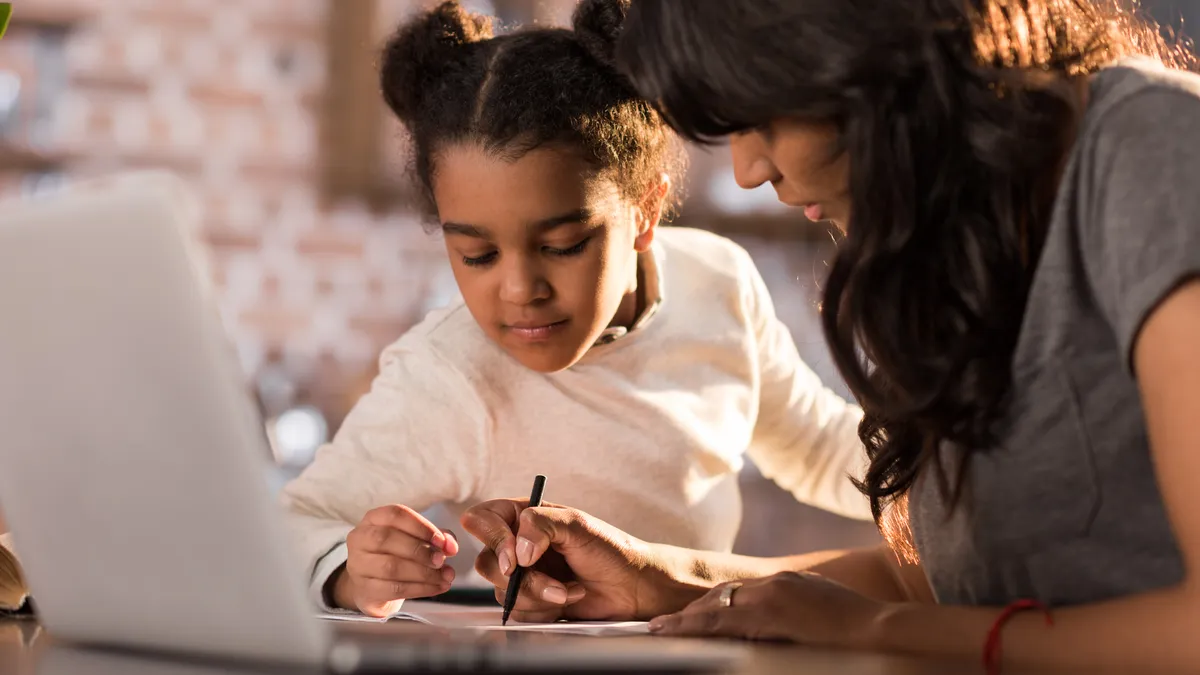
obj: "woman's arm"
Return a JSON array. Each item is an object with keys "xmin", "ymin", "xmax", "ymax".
[
  {"xmin": 658, "ymin": 542, "xmax": 931, "ymax": 604},
  {"xmin": 918, "ymin": 278, "xmax": 1200, "ymax": 670},
  {"xmin": 461, "ymin": 499, "xmax": 927, "ymax": 622},
  {"xmin": 655, "ymin": 281, "xmax": 1200, "ymax": 671}
]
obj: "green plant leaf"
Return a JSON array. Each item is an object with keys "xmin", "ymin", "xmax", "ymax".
[{"xmin": 0, "ymin": 4, "xmax": 11, "ymax": 41}]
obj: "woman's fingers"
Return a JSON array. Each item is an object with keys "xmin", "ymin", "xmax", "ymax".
[
  {"xmin": 650, "ymin": 606, "xmax": 741, "ymax": 636},
  {"xmin": 461, "ymin": 501, "xmax": 520, "ymax": 576},
  {"xmin": 487, "ymin": 567, "xmax": 587, "ymax": 612},
  {"xmin": 514, "ymin": 506, "xmax": 592, "ymax": 567},
  {"xmin": 650, "ymin": 577, "xmax": 782, "ymax": 640},
  {"xmin": 506, "ymin": 607, "xmax": 567, "ymax": 624}
]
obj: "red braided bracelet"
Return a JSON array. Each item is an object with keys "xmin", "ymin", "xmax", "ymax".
[{"xmin": 983, "ymin": 599, "xmax": 1053, "ymax": 674}]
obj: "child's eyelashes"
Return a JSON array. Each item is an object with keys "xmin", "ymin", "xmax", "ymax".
[
  {"xmin": 460, "ymin": 237, "xmax": 593, "ymax": 268},
  {"xmin": 545, "ymin": 236, "xmax": 592, "ymax": 257},
  {"xmin": 462, "ymin": 251, "xmax": 498, "ymax": 267}
]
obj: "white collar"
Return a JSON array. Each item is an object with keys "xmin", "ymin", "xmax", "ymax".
[{"xmin": 592, "ymin": 241, "xmax": 664, "ymax": 347}]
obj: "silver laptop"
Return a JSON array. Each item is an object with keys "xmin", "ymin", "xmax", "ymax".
[{"xmin": 0, "ymin": 173, "xmax": 742, "ymax": 672}]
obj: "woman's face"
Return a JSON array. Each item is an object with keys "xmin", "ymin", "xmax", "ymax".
[{"xmin": 728, "ymin": 118, "xmax": 851, "ymax": 230}]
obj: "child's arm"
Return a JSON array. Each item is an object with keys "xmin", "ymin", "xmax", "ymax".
[
  {"xmin": 279, "ymin": 340, "xmax": 490, "ymax": 614},
  {"xmin": 736, "ymin": 255, "xmax": 873, "ymax": 520}
]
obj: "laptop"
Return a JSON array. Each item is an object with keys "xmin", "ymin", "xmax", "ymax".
[{"xmin": 0, "ymin": 173, "xmax": 742, "ymax": 672}]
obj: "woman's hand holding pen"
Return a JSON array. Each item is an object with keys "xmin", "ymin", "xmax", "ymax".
[
  {"xmin": 461, "ymin": 499, "xmax": 706, "ymax": 623},
  {"xmin": 331, "ymin": 504, "xmax": 459, "ymax": 617}
]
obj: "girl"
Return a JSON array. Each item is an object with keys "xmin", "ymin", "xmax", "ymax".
[
  {"xmin": 281, "ymin": 0, "xmax": 871, "ymax": 618},
  {"xmin": 463, "ymin": 0, "xmax": 1200, "ymax": 671}
]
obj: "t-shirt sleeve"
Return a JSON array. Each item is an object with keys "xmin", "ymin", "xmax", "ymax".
[{"xmin": 1083, "ymin": 85, "xmax": 1200, "ymax": 370}]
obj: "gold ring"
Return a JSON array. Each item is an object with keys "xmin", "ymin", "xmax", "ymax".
[{"xmin": 717, "ymin": 582, "xmax": 742, "ymax": 609}]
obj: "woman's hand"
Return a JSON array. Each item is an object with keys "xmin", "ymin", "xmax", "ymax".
[
  {"xmin": 460, "ymin": 499, "xmax": 703, "ymax": 623},
  {"xmin": 648, "ymin": 571, "xmax": 887, "ymax": 649}
]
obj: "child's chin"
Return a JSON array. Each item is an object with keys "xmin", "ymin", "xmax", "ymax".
[{"xmin": 506, "ymin": 344, "xmax": 587, "ymax": 374}]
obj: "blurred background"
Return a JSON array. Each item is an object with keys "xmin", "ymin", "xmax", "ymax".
[{"xmin": 0, "ymin": 0, "xmax": 1195, "ymax": 557}]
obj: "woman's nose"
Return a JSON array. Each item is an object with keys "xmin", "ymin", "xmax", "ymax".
[{"xmin": 729, "ymin": 132, "xmax": 781, "ymax": 190}]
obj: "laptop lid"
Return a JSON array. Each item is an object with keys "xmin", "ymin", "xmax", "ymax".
[{"xmin": 0, "ymin": 173, "xmax": 329, "ymax": 665}]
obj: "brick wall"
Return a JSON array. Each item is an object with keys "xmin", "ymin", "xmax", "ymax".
[
  {"xmin": 18, "ymin": 0, "xmax": 851, "ymax": 426},
  {"xmin": 39, "ymin": 0, "xmax": 454, "ymax": 423},
  {"xmin": 7, "ymin": 0, "xmax": 876, "ymax": 553}
]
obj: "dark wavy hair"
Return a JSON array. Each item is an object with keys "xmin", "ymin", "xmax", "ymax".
[
  {"xmin": 378, "ymin": 0, "xmax": 684, "ymax": 221},
  {"xmin": 616, "ymin": 0, "xmax": 1196, "ymax": 541}
]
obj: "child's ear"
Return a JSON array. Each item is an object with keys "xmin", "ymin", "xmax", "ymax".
[{"xmin": 634, "ymin": 174, "xmax": 670, "ymax": 253}]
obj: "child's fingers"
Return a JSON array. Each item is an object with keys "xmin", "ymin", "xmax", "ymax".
[
  {"xmin": 363, "ymin": 504, "xmax": 449, "ymax": 550},
  {"xmin": 357, "ymin": 577, "xmax": 450, "ymax": 606},
  {"xmin": 348, "ymin": 524, "xmax": 446, "ymax": 566},
  {"xmin": 349, "ymin": 551, "xmax": 454, "ymax": 587},
  {"xmin": 441, "ymin": 529, "xmax": 460, "ymax": 557}
]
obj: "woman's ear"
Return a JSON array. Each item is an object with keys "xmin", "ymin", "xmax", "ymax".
[{"xmin": 634, "ymin": 174, "xmax": 670, "ymax": 253}]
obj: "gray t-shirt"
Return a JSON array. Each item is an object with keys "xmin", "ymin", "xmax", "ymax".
[{"xmin": 910, "ymin": 60, "xmax": 1200, "ymax": 607}]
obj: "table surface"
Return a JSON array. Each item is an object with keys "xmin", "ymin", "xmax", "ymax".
[{"xmin": 0, "ymin": 616, "xmax": 1073, "ymax": 675}]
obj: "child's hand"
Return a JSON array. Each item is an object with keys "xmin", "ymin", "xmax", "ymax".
[{"xmin": 332, "ymin": 504, "xmax": 458, "ymax": 617}]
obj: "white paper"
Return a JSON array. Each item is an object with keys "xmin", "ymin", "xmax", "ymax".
[
  {"xmin": 316, "ymin": 601, "xmax": 647, "ymax": 635},
  {"xmin": 474, "ymin": 621, "xmax": 650, "ymax": 636},
  {"xmin": 315, "ymin": 611, "xmax": 430, "ymax": 624}
]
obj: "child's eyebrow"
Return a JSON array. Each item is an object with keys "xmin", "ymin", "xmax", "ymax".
[
  {"xmin": 530, "ymin": 209, "xmax": 592, "ymax": 233},
  {"xmin": 441, "ymin": 209, "xmax": 593, "ymax": 239},
  {"xmin": 441, "ymin": 222, "xmax": 489, "ymax": 238}
]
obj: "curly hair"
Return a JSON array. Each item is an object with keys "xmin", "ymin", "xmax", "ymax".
[
  {"xmin": 615, "ymin": 0, "xmax": 1196, "ymax": 538},
  {"xmin": 379, "ymin": 0, "xmax": 685, "ymax": 221}
]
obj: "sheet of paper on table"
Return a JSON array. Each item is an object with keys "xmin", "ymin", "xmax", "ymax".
[{"xmin": 316, "ymin": 601, "xmax": 650, "ymax": 636}]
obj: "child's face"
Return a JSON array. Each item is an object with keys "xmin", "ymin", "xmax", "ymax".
[{"xmin": 432, "ymin": 144, "xmax": 655, "ymax": 373}]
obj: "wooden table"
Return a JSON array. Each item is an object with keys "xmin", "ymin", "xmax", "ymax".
[{"xmin": 0, "ymin": 617, "xmax": 1062, "ymax": 675}]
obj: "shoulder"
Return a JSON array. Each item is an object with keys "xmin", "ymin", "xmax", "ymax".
[
  {"xmin": 377, "ymin": 301, "xmax": 512, "ymax": 394},
  {"xmin": 1072, "ymin": 61, "xmax": 1200, "ymax": 217},
  {"xmin": 1069, "ymin": 61, "xmax": 1200, "ymax": 246},
  {"xmin": 1083, "ymin": 61, "xmax": 1200, "ymax": 157},
  {"xmin": 655, "ymin": 226, "xmax": 761, "ymax": 289},
  {"xmin": 1065, "ymin": 62, "xmax": 1200, "ymax": 364}
]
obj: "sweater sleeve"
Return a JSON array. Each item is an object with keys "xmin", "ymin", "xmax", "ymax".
[
  {"xmin": 279, "ymin": 338, "xmax": 491, "ymax": 607},
  {"xmin": 739, "ymin": 252, "xmax": 872, "ymax": 521}
]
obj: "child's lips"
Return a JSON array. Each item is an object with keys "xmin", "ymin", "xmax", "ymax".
[{"xmin": 505, "ymin": 319, "xmax": 569, "ymax": 341}]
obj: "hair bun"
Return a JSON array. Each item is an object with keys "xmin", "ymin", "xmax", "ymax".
[
  {"xmin": 572, "ymin": 0, "xmax": 630, "ymax": 70},
  {"xmin": 380, "ymin": 1, "xmax": 494, "ymax": 123}
]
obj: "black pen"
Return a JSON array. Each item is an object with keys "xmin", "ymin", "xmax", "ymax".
[{"xmin": 501, "ymin": 474, "xmax": 546, "ymax": 626}]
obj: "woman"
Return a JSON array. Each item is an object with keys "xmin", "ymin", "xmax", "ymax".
[{"xmin": 460, "ymin": 0, "xmax": 1200, "ymax": 670}]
